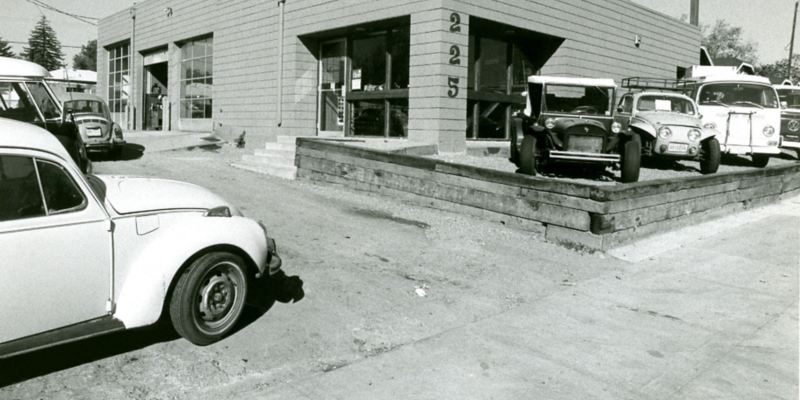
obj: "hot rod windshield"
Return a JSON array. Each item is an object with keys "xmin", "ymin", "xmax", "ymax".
[
  {"xmin": 698, "ymin": 83, "xmax": 779, "ymax": 109},
  {"xmin": 637, "ymin": 95, "xmax": 696, "ymax": 115},
  {"xmin": 542, "ymin": 84, "xmax": 614, "ymax": 116}
]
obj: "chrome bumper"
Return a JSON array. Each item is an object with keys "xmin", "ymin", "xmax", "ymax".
[
  {"xmin": 549, "ymin": 150, "xmax": 620, "ymax": 163},
  {"xmin": 266, "ymin": 238, "xmax": 282, "ymax": 276}
]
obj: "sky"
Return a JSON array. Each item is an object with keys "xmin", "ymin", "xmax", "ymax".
[{"xmin": 0, "ymin": 0, "xmax": 797, "ymax": 68}]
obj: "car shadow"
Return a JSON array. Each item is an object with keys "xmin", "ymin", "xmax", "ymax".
[
  {"xmin": 89, "ymin": 143, "xmax": 146, "ymax": 162},
  {"xmin": 642, "ymin": 157, "xmax": 701, "ymax": 173},
  {"xmin": 535, "ymin": 164, "xmax": 617, "ymax": 182},
  {"xmin": 720, "ymin": 153, "xmax": 757, "ymax": 167},
  {"xmin": 0, "ymin": 272, "xmax": 304, "ymax": 387}
]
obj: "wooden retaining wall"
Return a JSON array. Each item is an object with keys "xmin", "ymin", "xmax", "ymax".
[{"xmin": 295, "ymin": 138, "xmax": 800, "ymax": 251}]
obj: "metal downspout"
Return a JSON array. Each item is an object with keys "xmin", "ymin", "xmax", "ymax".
[{"xmin": 277, "ymin": 0, "xmax": 286, "ymax": 128}]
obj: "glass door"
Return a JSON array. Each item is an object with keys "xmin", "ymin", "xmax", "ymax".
[{"xmin": 318, "ymin": 39, "xmax": 347, "ymax": 135}]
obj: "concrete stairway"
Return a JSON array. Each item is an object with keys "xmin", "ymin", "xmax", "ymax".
[{"xmin": 231, "ymin": 136, "xmax": 302, "ymax": 180}]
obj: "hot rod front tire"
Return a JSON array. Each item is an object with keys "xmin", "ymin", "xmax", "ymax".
[
  {"xmin": 519, "ymin": 135, "xmax": 537, "ymax": 176},
  {"xmin": 699, "ymin": 138, "xmax": 721, "ymax": 174},
  {"xmin": 169, "ymin": 252, "xmax": 249, "ymax": 346},
  {"xmin": 621, "ymin": 135, "xmax": 641, "ymax": 183}
]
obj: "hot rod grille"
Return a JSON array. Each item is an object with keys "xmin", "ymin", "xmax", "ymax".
[{"xmin": 567, "ymin": 136, "xmax": 604, "ymax": 153}]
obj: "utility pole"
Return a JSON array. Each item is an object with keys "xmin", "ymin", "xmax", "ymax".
[{"xmin": 789, "ymin": 0, "xmax": 798, "ymax": 82}]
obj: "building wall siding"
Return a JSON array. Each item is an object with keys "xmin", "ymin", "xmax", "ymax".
[{"xmin": 98, "ymin": 0, "xmax": 700, "ymax": 149}]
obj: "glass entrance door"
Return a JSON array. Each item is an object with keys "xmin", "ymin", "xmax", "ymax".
[{"xmin": 318, "ymin": 40, "xmax": 347, "ymax": 135}]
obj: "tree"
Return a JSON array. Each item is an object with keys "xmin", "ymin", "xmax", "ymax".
[
  {"xmin": 72, "ymin": 39, "xmax": 96, "ymax": 71},
  {"xmin": 702, "ymin": 19, "xmax": 759, "ymax": 64},
  {"xmin": 756, "ymin": 55, "xmax": 800, "ymax": 84},
  {"xmin": 20, "ymin": 16, "xmax": 65, "ymax": 71},
  {"xmin": 0, "ymin": 36, "xmax": 14, "ymax": 57}
]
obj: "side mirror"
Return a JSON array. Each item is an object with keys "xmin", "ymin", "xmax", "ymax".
[
  {"xmin": 698, "ymin": 114, "xmax": 703, "ymax": 119},
  {"xmin": 616, "ymin": 106, "xmax": 624, "ymax": 113},
  {"xmin": 781, "ymin": 101, "xmax": 789, "ymax": 109}
]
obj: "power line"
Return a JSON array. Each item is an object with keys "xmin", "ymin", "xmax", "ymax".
[
  {"xmin": 7, "ymin": 40, "xmax": 84, "ymax": 49},
  {"xmin": 23, "ymin": 0, "xmax": 99, "ymax": 25}
]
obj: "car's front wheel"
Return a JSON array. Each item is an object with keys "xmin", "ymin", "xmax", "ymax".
[
  {"xmin": 699, "ymin": 138, "xmax": 721, "ymax": 174},
  {"xmin": 169, "ymin": 252, "xmax": 249, "ymax": 346},
  {"xmin": 519, "ymin": 135, "xmax": 537, "ymax": 175},
  {"xmin": 620, "ymin": 135, "xmax": 641, "ymax": 183}
]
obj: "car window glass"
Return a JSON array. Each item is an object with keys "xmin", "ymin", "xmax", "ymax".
[
  {"xmin": 36, "ymin": 160, "xmax": 85, "ymax": 214},
  {"xmin": 0, "ymin": 82, "xmax": 43, "ymax": 123},
  {"xmin": 0, "ymin": 155, "xmax": 45, "ymax": 221},
  {"xmin": 619, "ymin": 95, "xmax": 633, "ymax": 113},
  {"xmin": 698, "ymin": 83, "xmax": 779, "ymax": 108},
  {"xmin": 25, "ymin": 82, "xmax": 61, "ymax": 121},
  {"xmin": 544, "ymin": 85, "xmax": 613, "ymax": 115},
  {"xmin": 64, "ymin": 100, "xmax": 103, "ymax": 115}
]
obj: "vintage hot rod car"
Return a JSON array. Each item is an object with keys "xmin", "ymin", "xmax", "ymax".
[
  {"xmin": 510, "ymin": 76, "xmax": 641, "ymax": 183},
  {"xmin": 615, "ymin": 82, "xmax": 721, "ymax": 174},
  {"xmin": 0, "ymin": 56, "xmax": 91, "ymax": 173},
  {"xmin": 0, "ymin": 118, "xmax": 282, "ymax": 358}
]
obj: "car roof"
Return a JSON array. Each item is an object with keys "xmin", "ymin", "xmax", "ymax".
[
  {"xmin": 0, "ymin": 56, "xmax": 49, "ymax": 78},
  {"xmin": 686, "ymin": 74, "xmax": 772, "ymax": 85},
  {"xmin": 0, "ymin": 118, "xmax": 71, "ymax": 161},
  {"xmin": 58, "ymin": 92, "xmax": 105, "ymax": 102},
  {"xmin": 628, "ymin": 91, "xmax": 694, "ymax": 100},
  {"xmin": 528, "ymin": 76, "xmax": 617, "ymax": 88},
  {"xmin": 773, "ymin": 85, "xmax": 800, "ymax": 90}
]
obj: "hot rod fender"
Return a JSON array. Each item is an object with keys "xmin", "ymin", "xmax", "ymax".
[{"xmin": 113, "ymin": 215, "xmax": 269, "ymax": 329}]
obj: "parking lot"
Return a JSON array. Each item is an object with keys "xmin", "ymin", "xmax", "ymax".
[{"xmin": 1, "ymin": 146, "xmax": 796, "ymax": 400}]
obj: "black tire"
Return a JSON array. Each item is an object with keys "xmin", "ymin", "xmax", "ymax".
[
  {"xmin": 621, "ymin": 135, "xmax": 641, "ymax": 183},
  {"xmin": 519, "ymin": 135, "xmax": 537, "ymax": 175},
  {"xmin": 509, "ymin": 135, "xmax": 519, "ymax": 165},
  {"xmin": 752, "ymin": 154, "xmax": 770, "ymax": 168},
  {"xmin": 699, "ymin": 138, "xmax": 721, "ymax": 174},
  {"xmin": 169, "ymin": 252, "xmax": 249, "ymax": 346}
]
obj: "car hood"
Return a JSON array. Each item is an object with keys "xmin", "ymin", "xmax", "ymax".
[
  {"xmin": 97, "ymin": 175, "xmax": 234, "ymax": 215},
  {"xmin": 634, "ymin": 112, "xmax": 700, "ymax": 128}
]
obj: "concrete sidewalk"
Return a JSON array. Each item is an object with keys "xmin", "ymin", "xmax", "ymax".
[
  {"xmin": 254, "ymin": 195, "xmax": 800, "ymax": 400},
  {"xmin": 124, "ymin": 130, "xmax": 224, "ymax": 153}
]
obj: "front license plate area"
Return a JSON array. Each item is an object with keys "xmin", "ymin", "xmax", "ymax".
[
  {"xmin": 667, "ymin": 143, "xmax": 688, "ymax": 152},
  {"xmin": 568, "ymin": 136, "xmax": 603, "ymax": 153}
]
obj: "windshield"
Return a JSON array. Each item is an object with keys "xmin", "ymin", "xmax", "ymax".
[
  {"xmin": 543, "ymin": 84, "xmax": 614, "ymax": 115},
  {"xmin": 776, "ymin": 88, "xmax": 800, "ymax": 108},
  {"xmin": 65, "ymin": 100, "xmax": 105, "ymax": 115},
  {"xmin": 698, "ymin": 83, "xmax": 779, "ymax": 108},
  {"xmin": 0, "ymin": 82, "xmax": 43, "ymax": 123},
  {"xmin": 637, "ymin": 95, "xmax": 696, "ymax": 114}
]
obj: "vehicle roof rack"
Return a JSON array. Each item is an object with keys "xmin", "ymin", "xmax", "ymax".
[{"xmin": 621, "ymin": 77, "xmax": 687, "ymax": 91}]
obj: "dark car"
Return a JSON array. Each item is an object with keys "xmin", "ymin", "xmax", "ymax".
[
  {"xmin": 510, "ymin": 76, "xmax": 640, "ymax": 182},
  {"xmin": 0, "ymin": 56, "xmax": 91, "ymax": 173},
  {"xmin": 60, "ymin": 93, "xmax": 125, "ymax": 158}
]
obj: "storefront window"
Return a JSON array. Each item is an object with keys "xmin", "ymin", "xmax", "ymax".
[
  {"xmin": 467, "ymin": 35, "xmax": 534, "ymax": 140},
  {"xmin": 344, "ymin": 20, "xmax": 409, "ymax": 137},
  {"xmin": 107, "ymin": 42, "xmax": 129, "ymax": 124},
  {"xmin": 180, "ymin": 36, "xmax": 213, "ymax": 119}
]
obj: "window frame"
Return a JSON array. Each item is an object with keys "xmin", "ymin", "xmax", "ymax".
[
  {"xmin": 34, "ymin": 158, "xmax": 88, "ymax": 216},
  {"xmin": 106, "ymin": 42, "xmax": 130, "ymax": 118},
  {"xmin": 179, "ymin": 35, "xmax": 214, "ymax": 120}
]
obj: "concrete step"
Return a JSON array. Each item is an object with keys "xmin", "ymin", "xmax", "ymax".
[
  {"xmin": 231, "ymin": 159, "xmax": 297, "ymax": 180},
  {"xmin": 264, "ymin": 142, "xmax": 296, "ymax": 152},
  {"xmin": 253, "ymin": 148, "xmax": 296, "ymax": 163},
  {"xmin": 276, "ymin": 135, "xmax": 316, "ymax": 144}
]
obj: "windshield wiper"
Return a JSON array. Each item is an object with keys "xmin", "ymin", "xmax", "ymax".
[{"xmin": 731, "ymin": 101, "xmax": 764, "ymax": 109}]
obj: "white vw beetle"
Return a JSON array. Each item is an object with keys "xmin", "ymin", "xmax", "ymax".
[{"xmin": 0, "ymin": 118, "xmax": 282, "ymax": 358}]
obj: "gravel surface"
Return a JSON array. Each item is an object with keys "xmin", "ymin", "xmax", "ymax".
[{"xmin": 431, "ymin": 152, "xmax": 799, "ymax": 186}]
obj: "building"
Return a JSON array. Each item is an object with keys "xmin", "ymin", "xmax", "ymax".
[{"xmin": 97, "ymin": 0, "xmax": 700, "ymax": 151}]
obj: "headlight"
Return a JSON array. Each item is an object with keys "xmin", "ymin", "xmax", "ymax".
[
  {"xmin": 544, "ymin": 118, "xmax": 556, "ymax": 130},
  {"xmin": 611, "ymin": 122, "xmax": 622, "ymax": 134},
  {"xmin": 703, "ymin": 122, "xmax": 716, "ymax": 130},
  {"xmin": 763, "ymin": 125, "xmax": 775, "ymax": 137},
  {"xmin": 687, "ymin": 129, "xmax": 701, "ymax": 141},
  {"xmin": 657, "ymin": 126, "xmax": 672, "ymax": 139}
]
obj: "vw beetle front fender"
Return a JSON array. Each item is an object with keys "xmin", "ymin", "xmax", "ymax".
[
  {"xmin": 629, "ymin": 120, "xmax": 656, "ymax": 138},
  {"xmin": 113, "ymin": 215, "xmax": 268, "ymax": 329}
]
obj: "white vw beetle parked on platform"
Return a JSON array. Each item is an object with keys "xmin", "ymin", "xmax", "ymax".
[{"xmin": 0, "ymin": 118, "xmax": 282, "ymax": 358}]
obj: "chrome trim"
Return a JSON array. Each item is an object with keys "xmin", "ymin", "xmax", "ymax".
[{"xmin": 549, "ymin": 150, "xmax": 620, "ymax": 162}]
